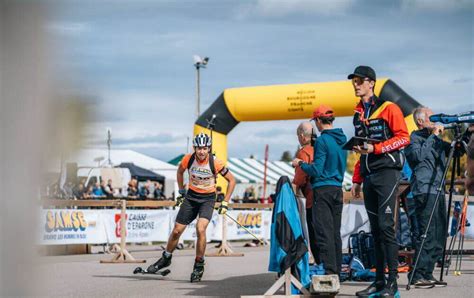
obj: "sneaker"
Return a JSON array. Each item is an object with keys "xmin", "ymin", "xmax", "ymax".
[
  {"xmin": 412, "ymin": 278, "xmax": 435, "ymax": 289},
  {"xmin": 426, "ymin": 276, "xmax": 447, "ymax": 287},
  {"xmin": 379, "ymin": 279, "xmax": 400, "ymax": 297},
  {"xmin": 355, "ymin": 280, "xmax": 385, "ymax": 297}
]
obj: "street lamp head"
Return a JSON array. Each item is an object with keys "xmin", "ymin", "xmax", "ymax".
[
  {"xmin": 193, "ymin": 55, "xmax": 210, "ymax": 68},
  {"xmin": 193, "ymin": 55, "xmax": 202, "ymax": 64},
  {"xmin": 193, "ymin": 54, "xmax": 210, "ymax": 119}
]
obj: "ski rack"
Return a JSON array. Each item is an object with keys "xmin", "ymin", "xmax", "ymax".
[
  {"xmin": 261, "ymin": 268, "xmax": 311, "ymax": 297},
  {"xmin": 100, "ymin": 200, "xmax": 145, "ymax": 264}
]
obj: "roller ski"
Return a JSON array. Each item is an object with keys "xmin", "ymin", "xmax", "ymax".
[
  {"xmin": 190, "ymin": 258, "xmax": 205, "ymax": 282},
  {"xmin": 133, "ymin": 267, "xmax": 171, "ymax": 276},
  {"xmin": 134, "ymin": 251, "xmax": 172, "ymax": 275}
]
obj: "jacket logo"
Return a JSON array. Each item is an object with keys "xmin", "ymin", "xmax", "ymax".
[
  {"xmin": 369, "ymin": 125, "xmax": 383, "ymax": 131},
  {"xmin": 385, "ymin": 206, "xmax": 392, "ymax": 214},
  {"xmin": 381, "ymin": 138, "xmax": 409, "ymax": 153}
]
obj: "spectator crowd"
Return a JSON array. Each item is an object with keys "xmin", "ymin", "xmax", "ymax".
[{"xmin": 45, "ymin": 178, "xmax": 172, "ymax": 201}]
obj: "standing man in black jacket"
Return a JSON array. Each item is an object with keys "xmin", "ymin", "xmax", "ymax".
[
  {"xmin": 405, "ymin": 106, "xmax": 450, "ymax": 288},
  {"xmin": 349, "ymin": 66, "xmax": 410, "ymax": 298}
]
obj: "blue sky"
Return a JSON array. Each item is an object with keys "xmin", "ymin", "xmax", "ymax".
[{"xmin": 49, "ymin": 0, "xmax": 473, "ymax": 161}]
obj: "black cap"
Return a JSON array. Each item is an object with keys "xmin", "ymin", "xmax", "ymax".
[{"xmin": 347, "ymin": 65, "xmax": 376, "ymax": 81}]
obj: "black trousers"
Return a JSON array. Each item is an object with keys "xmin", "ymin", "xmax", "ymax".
[
  {"xmin": 412, "ymin": 193, "xmax": 446, "ymax": 280},
  {"xmin": 312, "ymin": 186, "xmax": 343, "ymax": 274},
  {"xmin": 363, "ymin": 169, "xmax": 400, "ymax": 280},
  {"xmin": 306, "ymin": 207, "xmax": 318, "ymax": 263}
]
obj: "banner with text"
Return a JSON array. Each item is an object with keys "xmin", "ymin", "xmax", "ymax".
[
  {"xmin": 38, "ymin": 203, "xmax": 416, "ymax": 246},
  {"xmin": 102, "ymin": 210, "xmax": 171, "ymax": 243},
  {"xmin": 38, "ymin": 209, "xmax": 107, "ymax": 245},
  {"xmin": 210, "ymin": 210, "xmax": 272, "ymax": 241}
]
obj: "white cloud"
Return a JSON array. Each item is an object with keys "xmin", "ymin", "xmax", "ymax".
[
  {"xmin": 238, "ymin": 0, "xmax": 353, "ymax": 18},
  {"xmin": 58, "ymin": 1, "xmax": 472, "ymax": 160},
  {"xmin": 400, "ymin": 0, "xmax": 473, "ymax": 11},
  {"xmin": 47, "ymin": 22, "xmax": 90, "ymax": 35},
  {"xmin": 383, "ymin": 59, "xmax": 473, "ymax": 113},
  {"xmin": 80, "ymin": 89, "xmax": 196, "ymax": 150}
]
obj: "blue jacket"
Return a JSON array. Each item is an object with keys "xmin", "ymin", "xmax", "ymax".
[{"xmin": 301, "ymin": 128, "xmax": 347, "ymax": 188}]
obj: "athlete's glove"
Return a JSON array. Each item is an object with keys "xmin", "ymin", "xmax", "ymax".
[
  {"xmin": 175, "ymin": 195, "xmax": 185, "ymax": 207},
  {"xmin": 217, "ymin": 201, "xmax": 229, "ymax": 215},
  {"xmin": 175, "ymin": 189, "xmax": 186, "ymax": 207}
]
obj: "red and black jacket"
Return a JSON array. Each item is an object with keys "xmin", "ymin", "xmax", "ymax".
[{"xmin": 352, "ymin": 95, "xmax": 410, "ymax": 183}]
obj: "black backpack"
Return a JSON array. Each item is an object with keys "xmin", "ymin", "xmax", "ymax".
[{"xmin": 348, "ymin": 230, "xmax": 376, "ymax": 269}]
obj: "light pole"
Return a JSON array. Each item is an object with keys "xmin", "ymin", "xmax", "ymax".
[
  {"xmin": 106, "ymin": 128, "xmax": 112, "ymax": 165},
  {"xmin": 193, "ymin": 55, "xmax": 209, "ymax": 119}
]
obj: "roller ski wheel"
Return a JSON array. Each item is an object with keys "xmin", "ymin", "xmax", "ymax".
[
  {"xmin": 133, "ymin": 267, "xmax": 171, "ymax": 276},
  {"xmin": 190, "ymin": 260, "xmax": 205, "ymax": 283}
]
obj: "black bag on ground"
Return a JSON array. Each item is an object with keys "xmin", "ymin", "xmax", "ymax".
[{"xmin": 348, "ymin": 231, "xmax": 376, "ymax": 269}]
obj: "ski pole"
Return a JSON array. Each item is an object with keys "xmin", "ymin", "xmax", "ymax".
[
  {"xmin": 446, "ymin": 201, "xmax": 463, "ymax": 275},
  {"xmin": 455, "ymin": 193, "xmax": 469, "ymax": 276},
  {"xmin": 454, "ymin": 228, "xmax": 462, "ymax": 275},
  {"xmin": 224, "ymin": 213, "xmax": 265, "ymax": 245},
  {"xmin": 446, "ymin": 224, "xmax": 460, "ymax": 275}
]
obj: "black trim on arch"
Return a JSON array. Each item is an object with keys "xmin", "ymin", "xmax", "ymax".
[
  {"xmin": 379, "ymin": 80, "xmax": 420, "ymax": 117},
  {"xmin": 195, "ymin": 92, "xmax": 239, "ymax": 134}
]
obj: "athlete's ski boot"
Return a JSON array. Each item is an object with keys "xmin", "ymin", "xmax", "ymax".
[
  {"xmin": 355, "ymin": 280, "xmax": 385, "ymax": 297},
  {"xmin": 147, "ymin": 251, "xmax": 172, "ymax": 274},
  {"xmin": 190, "ymin": 258, "xmax": 205, "ymax": 282},
  {"xmin": 379, "ymin": 279, "xmax": 400, "ymax": 298}
]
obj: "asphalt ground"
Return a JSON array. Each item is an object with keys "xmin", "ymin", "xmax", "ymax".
[{"xmin": 32, "ymin": 240, "xmax": 474, "ymax": 297}]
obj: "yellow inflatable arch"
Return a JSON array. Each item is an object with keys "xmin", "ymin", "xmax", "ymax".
[{"xmin": 194, "ymin": 78, "xmax": 421, "ymax": 187}]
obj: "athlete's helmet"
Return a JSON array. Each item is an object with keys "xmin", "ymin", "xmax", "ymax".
[{"xmin": 193, "ymin": 133, "xmax": 212, "ymax": 147}]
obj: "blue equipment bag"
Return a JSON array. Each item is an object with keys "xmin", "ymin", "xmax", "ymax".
[{"xmin": 348, "ymin": 231, "xmax": 376, "ymax": 269}]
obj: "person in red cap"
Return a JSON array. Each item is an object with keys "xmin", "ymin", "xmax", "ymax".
[
  {"xmin": 292, "ymin": 104, "xmax": 347, "ymax": 276},
  {"xmin": 348, "ymin": 65, "xmax": 409, "ymax": 298}
]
